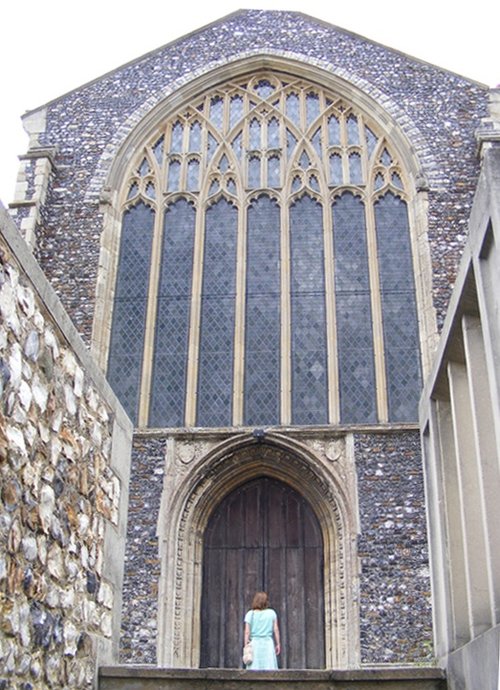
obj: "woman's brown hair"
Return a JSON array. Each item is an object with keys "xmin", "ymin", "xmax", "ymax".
[{"xmin": 251, "ymin": 591, "xmax": 269, "ymax": 610}]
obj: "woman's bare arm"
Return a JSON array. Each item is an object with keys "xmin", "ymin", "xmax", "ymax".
[{"xmin": 273, "ymin": 618, "xmax": 281, "ymax": 655}]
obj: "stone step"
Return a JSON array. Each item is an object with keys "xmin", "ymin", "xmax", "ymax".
[{"xmin": 99, "ymin": 666, "xmax": 446, "ymax": 690}]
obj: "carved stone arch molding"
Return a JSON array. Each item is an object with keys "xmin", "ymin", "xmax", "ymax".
[{"xmin": 156, "ymin": 430, "xmax": 360, "ymax": 668}]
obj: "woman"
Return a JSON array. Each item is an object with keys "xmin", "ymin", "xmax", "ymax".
[{"xmin": 243, "ymin": 591, "xmax": 281, "ymax": 670}]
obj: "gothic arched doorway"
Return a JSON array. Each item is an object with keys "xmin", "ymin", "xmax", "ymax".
[{"xmin": 200, "ymin": 476, "xmax": 325, "ymax": 668}]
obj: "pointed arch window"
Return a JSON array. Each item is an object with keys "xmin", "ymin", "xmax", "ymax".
[{"xmin": 107, "ymin": 71, "xmax": 422, "ymax": 427}]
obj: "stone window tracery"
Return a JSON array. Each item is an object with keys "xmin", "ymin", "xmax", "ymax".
[{"xmin": 107, "ymin": 71, "xmax": 422, "ymax": 427}]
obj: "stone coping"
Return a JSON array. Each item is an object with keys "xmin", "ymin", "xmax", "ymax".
[
  {"xmin": 99, "ymin": 666, "xmax": 446, "ymax": 680},
  {"xmin": 0, "ymin": 202, "xmax": 131, "ymax": 432}
]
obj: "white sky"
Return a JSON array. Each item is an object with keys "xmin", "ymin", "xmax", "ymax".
[{"xmin": 1, "ymin": 0, "xmax": 498, "ymax": 205}]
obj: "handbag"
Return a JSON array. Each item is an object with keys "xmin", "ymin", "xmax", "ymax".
[
  {"xmin": 242, "ymin": 611, "xmax": 254, "ymax": 665},
  {"xmin": 242, "ymin": 640, "xmax": 253, "ymax": 665}
]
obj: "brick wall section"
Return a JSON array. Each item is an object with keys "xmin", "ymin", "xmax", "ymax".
[
  {"xmin": 0, "ymin": 206, "xmax": 132, "ymax": 688},
  {"xmin": 355, "ymin": 431, "xmax": 432, "ymax": 663},
  {"xmin": 9, "ymin": 10, "xmax": 488, "ymax": 343},
  {"xmin": 120, "ymin": 436, "xmax": 165, "ymax": 664}
]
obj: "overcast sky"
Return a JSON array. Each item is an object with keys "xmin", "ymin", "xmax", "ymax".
[{"xmin": 1, "ymin": 0, "xmax": 498, "ymax": 205}]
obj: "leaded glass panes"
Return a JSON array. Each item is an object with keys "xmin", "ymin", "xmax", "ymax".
[
  {"xmin": 153, "ymin": 136, "xmax": 164, "ymax": 163},
  {"xmin": 299, "ymin": 151, "xmax": 310, "ymax": 170},
  {"xmin": 167, "ymin": 159, "xmax": 181, "ymax": 191},
  {"xmin": 306, "ymin": 92, "xmax": 320, "ymax": 127},
  {"xmin": 110, "ymin": 69, "xmax": 421, "ymax": 429},
  {"xmin": 330, "ymin": 154, "xmax": 343, "ymax": 186},
  {"xmin": 312, "ymin": 129, "xmax": 322, "ymax": 157},
  {"xmin": 229, "ymin": 95, "xmax": 244, "ymax": 130},
  {"xmin": 256, "ymin": 79, "xmax": 274, "ymax": 99},
  {"xmin": 365, "ymin": 127, "xmax": 378, "ymax": 156},
  {"xmin": 290, "ymin": 195, "xmax": 328, "ymax": 425},
  {"xmin": 328, "ymin": 116, "xmax": 340, "ymax": 145},
  {"xmin": 287, "ymin": 129, "xmax": 298, "ymax": 158},
  {"xmin": 347, "ymin": 115, "xmax": 359, "ymax": 145},
  {"xmin": 333, "ymin": 193, "xmax": 377, "ymax": 423},
  {"xmin": 309, "ymin": 174, "xmax": 320, "ymax": 192},
  {"xmin": 108, "ymin": 202, "xmax": 154, "ymax": 421},
  {"xmin": 244, "ymin": 196, "xmax": 280, "ymax": 425},
  {"xmin": 375, "ymin": 193, "xmax": 421, "ymax": 421},
  {"xmin": 267, "ymin": 155, "xmax": 281, "ymax": 188},
  {"xmin": 392, "ymin": 172, "xmax": 403, "ymax": 189},
  {"xmin": 127, "ymin": 182, "xmax": 139, "ymax": 200},
  {"xmin": 187, "ymin": 159, "xmax": 200, "ymax": 191},
  {"xmin": 207, "ymin": 133, "xmax": 218, "ymax": 159},
  {"xmin": 149, "ymin": 199, "xmax": 196, "ymax": 426},
  {"xmin": 381, "ymin": 149, "xmax": 392, "ymax": 166},
  {"xmin": 196, "ymin": 199, "xmax": 238, "ymax": 426},
  {"xmin": 248, "ymin": 155, "xmax": 261, "ymax": 188},
  {"xmin": 171, "ymin": 122, "xmax": 183, "ymax": 153},
  {"xmin": 268, "ymin": 118, "xmax": 280, "ymax": 148},
  {"xmin": 231, "ymin": 132, "xmax": 243, "ymax": 158},
  {"xmin": 219, "ymin": 155, "xmax": 229, "ymax": 173},
  {"xmin": 349, "ymin": 152, "xmax": 363, "ymax": 184},
  {"xmin": 286, "ymin": 93, "xmax": 300, "ymax": 126},
  {"xmin": 209, "ymin": 96, "xmax": 224, "ymax": 128},
  {"xmin": 139, "ymin": 158, "xmax": 150, "ymax": 177},
  {"xmin": 189, "ymin": 122, "xmax": 202, "ymax": 153},
  {"xmin": 249, "ymin": 119, "xmax": 261, "ymax": 149}
]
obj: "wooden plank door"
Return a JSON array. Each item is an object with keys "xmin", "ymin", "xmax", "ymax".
[{"xmin": 200, "ymin": 476, "xmax": 325, "ymax": 668}]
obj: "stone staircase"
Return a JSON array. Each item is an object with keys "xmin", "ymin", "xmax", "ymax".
[{"xmin": 99, "ymin": 666, "xmax": 446, "ymax": 690}]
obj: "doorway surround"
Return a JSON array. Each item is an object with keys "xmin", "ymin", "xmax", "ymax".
[{"xmin": 156, "ymin": 429, "xmax": 360, "ymax": 668}]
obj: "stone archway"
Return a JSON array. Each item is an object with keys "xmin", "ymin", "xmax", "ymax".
[{"xmin": 156, "ymin": 431, "xmax": 360, "ymax": 668}]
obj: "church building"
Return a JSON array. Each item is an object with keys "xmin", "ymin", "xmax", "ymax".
[{"xmin": 1, "ymin": 9, "xmax": 499, "ymax": 690}]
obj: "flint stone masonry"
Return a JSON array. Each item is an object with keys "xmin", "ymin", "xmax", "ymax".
[
  {"xmin": 120, "ymin": 436, "xmax": 165, "ymax": 664},
  {"xmin": 0, "ymin": 204, "xmax": 132, "ymax": 689},
  {"xmin": 355, "ymin": 432, "xmax": 432, "ymax": 664},
  {"xmin": 9, "ymin": 10, "xmax": 488, "ymax": 343}
]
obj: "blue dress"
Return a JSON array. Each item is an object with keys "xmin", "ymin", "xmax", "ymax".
[{"xmin": 244, "ymin": 608, "xmax": 278, "ymax": 670}]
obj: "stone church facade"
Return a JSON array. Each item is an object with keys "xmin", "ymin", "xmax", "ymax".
[{"xmin": 1, "ymin": 9, "xmax": 498, "ymax": 689}]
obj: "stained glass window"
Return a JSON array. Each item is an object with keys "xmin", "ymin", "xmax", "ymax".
[
  {"xmin": 109, "ymin": 70, "xmax": 421, "ymax": 428},
  {"xmin": 290, "ymin": 195, "xmax": 328, "ymax": 425},
  {"xmin": 189, "ymin": 122, "xmax": 202, "ymax": 152},
  {"xmin": 196, "ymin": 199, "xmax": 238, "ymax": 426},
  {"xmin": 375, "ymin": 193, "xmax": 421, "ymax": 421},
  {"xmin": 333, "ymin": 193, "xmax": 376, "ymax": 423},
  {"xmin": 244, "ymin": 196, "xmax": 281, "ymax": 425},
  {"xmin": 149, "ymin": 199, "xmax": 196, "ymax": 427},
  {"xmin": 107, "ymin": 202, "xmax": 154, "ymax": 420},
  {"xmin": 167, "ymin": 159, "xmax": 181, "ymax": 191},
  {"xmin": 268, "ymin": 118, "xmax": 280, "ymax": 148}
]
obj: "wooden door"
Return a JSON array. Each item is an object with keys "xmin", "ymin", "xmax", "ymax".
[{"xmin": 200, "ymin": 476, "xmax": 325, "ymax": 668}]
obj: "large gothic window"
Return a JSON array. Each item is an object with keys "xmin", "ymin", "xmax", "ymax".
[{"xmin": 107, "ymin": 72, "xmax": 422, "ymax": 427}]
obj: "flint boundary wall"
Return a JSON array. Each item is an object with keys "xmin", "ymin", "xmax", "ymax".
[{"xmin": 0, "ymin": 204, "xmax": 132, "ymax": 689}]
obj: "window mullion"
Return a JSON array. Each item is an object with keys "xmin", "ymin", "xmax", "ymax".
[
  {"xmin": 232, "ymin": 202, "xmax": 246, "ymax": 426},
  {"xmin": 137, "ymin": 201, "xmax": 163, "ymax": 427},
  {"xmin": 281, "ymin": 193, "xmax": 291, "ymax": 425},
  {"xmin": 365, "ymin": 199, "xmax": 389, "ymax": 422},
  {"xmin": 323, "ymin": 200, "xmax": 339, "ymax": 424},
  {"xmin": 184, "ymin": 202, "xmax": 205, "ymax": 426}
]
